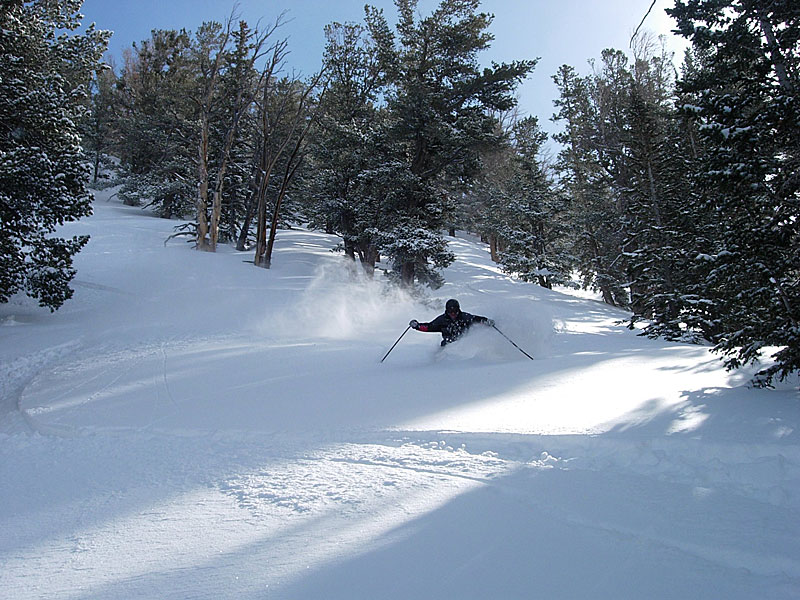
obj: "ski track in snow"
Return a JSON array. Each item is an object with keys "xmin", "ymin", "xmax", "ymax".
[{"xmin": 1, "ymin": 190, "xmax": 799, "ymax": 599}]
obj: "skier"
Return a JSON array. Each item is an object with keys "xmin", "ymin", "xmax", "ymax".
[{"xmin": 409, "ymin": 299, "xmax": 494, "ymax": 346}]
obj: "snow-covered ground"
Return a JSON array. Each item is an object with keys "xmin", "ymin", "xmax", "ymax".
[{"xmin": 1, "ymin": 188, "xmax": 799, "ymax": 599}]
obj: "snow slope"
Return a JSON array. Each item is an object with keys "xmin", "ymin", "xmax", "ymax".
[{"xmin": 1, "ymin": 189, "xmax": 799, "ymax": 599}]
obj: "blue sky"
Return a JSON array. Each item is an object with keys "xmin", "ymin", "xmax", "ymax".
[{"xmin": 79, "ymin": 0, "xmax": 688, "ymax": 138}]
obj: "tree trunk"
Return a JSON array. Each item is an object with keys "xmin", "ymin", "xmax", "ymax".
[
  {"xmin": 93, "ymin": 149, "xmax": 101, "ymax": 183},
  {"xmin": 264, "ymin": 142, "xmax": 306, "ymax": 268},
  {"xmin": 400, "ymin": 260, "xmax": 415, "ymax": 287},
  {"xmin": 344, "ymin": 239, "xmax": 357, "ymax": 261},
  {"xmin": 489, "ymin": 234, "xmax": 499, "ymax": 262},
  {"xmin": 254, "ymin": 194, "xmax": 269, "ymax": 267},
  {"xmin": 196, "ymin": 122, "xmax": 211, "ymax": 251},
  {"xmin": 236, "ymin": 182, "xmax": 259, "ymax": 251},
  {"xmin": 361, "ymin": 244, "xmax": 379, "ymax": 277},
  {"xmin": 263, "ymin": 198, "xmax": 283, "ymax": 269},
  {"xmin": 757, "ymin": 9, "xmax": 793, "ymax": 93},
  {"xmin": 258, "ymin": 70, "xmax": 324, "ymax": 269}
]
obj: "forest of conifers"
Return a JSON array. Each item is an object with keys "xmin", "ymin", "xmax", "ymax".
[{"xmin": 1, "ymin": 0, "xmax": 798, "ymax": 384}]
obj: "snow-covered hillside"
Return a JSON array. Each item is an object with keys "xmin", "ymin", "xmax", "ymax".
[{"xmin": 1, "ymin": 188, "xmax": 799, "ymax": 599}]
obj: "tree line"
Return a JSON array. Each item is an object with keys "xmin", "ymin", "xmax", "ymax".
[{"xmin": 1, "ymin": 0, "xmax": 798, "ymax": 385}]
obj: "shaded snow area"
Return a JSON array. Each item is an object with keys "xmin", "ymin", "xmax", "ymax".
[{"xmin": 1, "ymin": 189, "xmax": 799, "ymax": 599}]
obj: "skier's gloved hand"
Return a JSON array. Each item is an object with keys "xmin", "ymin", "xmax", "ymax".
[
  {"xmin": 486, "ymin": 319, "xmax": 495, "ymax": 327},
  {"xmin": 409, "ymin": 319, "xmax": 419, "ymax": 329}
]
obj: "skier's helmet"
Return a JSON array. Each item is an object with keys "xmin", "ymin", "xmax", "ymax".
[{"xmin": 445, "ymin": 299, "xmax": 460, "ymax": 314}]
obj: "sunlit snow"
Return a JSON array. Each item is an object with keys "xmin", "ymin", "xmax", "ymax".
[{"xmin": 1, "ymin": 188, "xmax": 798, "ymax": 599}]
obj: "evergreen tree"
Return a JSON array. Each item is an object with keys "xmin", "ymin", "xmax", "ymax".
[
  {"xmin": 0, "ymin": 0, "xmax": 109, "ymax": 310},
  {"xmin": 192, "ymin": 19, "xmax": 232, "ymax": 250},
  {"xmin": 114, "ymin": 29, "xmax": 195, "ymax": 218},
  {"xmin": 192, "ymin": 17, "xmax": 273, "ymax": 251},
  {"xmin": 553, "ymin": 40, "xmax": 708, "ymax": 327},
  {"xmin": 304, "ymin": 21, "xmax": 386, "ymax": 274},
  {"xmin": 461, "ymin": 112, "xmax": 517, "ymax": 262},
  {"xmin": 552, "ymin": 63, "xmax": 630, "ymax": 306},
  {"xmin": 365, "ymin": 0, "xmax": 535, "ymax": 287},
  {"xmin": 616, "ymin": 41, "xmax": 706, "ymax": 338},
  {"xmin": 472, "ymin": 116, "xmax": 572, "ymax": 287},
  {"xmin": 212, "ymin": 19, "xmax": 270, "ymax": 245},
  {"xmin": 669, "ymin": 0, "xmax": 800, "ymax": 384},
  {"xmin": 81, "ymin": 64, "xmax": 117, "ymax": 183}
]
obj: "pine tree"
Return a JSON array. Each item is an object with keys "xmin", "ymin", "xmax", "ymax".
[
  {"xmin": 553, "ymin": 40, "xmax": 713, "ymax": 330},
  {"xmin": 81, "ymin": 65, "xmax": 117, "ymax": 183},
  {"xmin": 617, "ymin": 40, "xmax": 706, "ymax": 339},
  {"xmin": 365, "ymin": 0, "xmax": 535, "ymax": 287},
  {"xmin": 552, "ymin": 63, "xmax": 630, "ymax": 306},
  {"xmin": 669, "ymin": 0, "xmax": 800, "ymax": 384},
  {"xmin": 192, "ymin": 16, "xmax": 274, "ymax": 251},
  {"xmin": 114, "ymin": 29, "xmax": 195, "ymax": 218},
  {"xmin": 303, "ymin": 21, "xmax": 386, "ymax": 274},
  {"xmin": 212, "ymin": 19, "xmax": 271, "ymax": 245},
  {"xmin": 0, "ymin": 0, "xmax": 109, "ymax": 310},
  {"xmin": 473, "ymin": 116, "xmax": 572, "ymax": 288}
]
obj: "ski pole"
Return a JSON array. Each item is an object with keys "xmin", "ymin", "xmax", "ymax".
[
  {"xmin": 492, "ymin": 324, "xmax": 534, "ymax": 360},
  {"xmin": 380, "ymin": 325, "xmax": 411, "ymax": 363}
]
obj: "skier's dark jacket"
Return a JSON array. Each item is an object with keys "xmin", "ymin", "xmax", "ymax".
[{"xmin": 417, "ymin": 310, "xmax": 489, "ymax": 345}]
